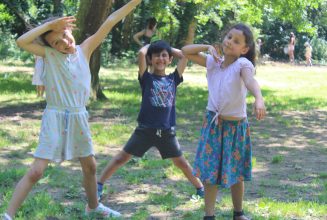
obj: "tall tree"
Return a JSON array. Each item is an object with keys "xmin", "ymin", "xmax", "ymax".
[
  {"xmin": 174, "ymin": 1, "xmax": 198, "ymax": 47},
  {"xmin": 74, "ymin": 0, "xmax": 113, "ymax": 100}
]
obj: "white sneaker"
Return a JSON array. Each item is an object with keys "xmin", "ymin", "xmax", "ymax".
[
  {"xmin": 85, "ymin": 202, "xmax": 121, "ymax": 218},
  {"xmin": 2, "ymin": 213, "xmax": 12, "ymax": 220}
]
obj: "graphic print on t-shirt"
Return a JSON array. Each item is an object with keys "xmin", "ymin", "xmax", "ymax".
[{"xmin": 150, "ymin": 79, "xmax": 174, "ymax": 108}]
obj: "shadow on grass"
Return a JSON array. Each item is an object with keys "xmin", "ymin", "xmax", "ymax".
[{"xmin": 0, "ymin": 101, "xmax": 46, "ymax": 119}]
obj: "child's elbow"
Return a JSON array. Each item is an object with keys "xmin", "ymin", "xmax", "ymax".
[
  {"xmin": 138, "ymin": 50, "xmax": 146, "ymax": 59},
  {"xmin": 16, "ymin": 38, "xmax": 23, "ymax": 48},
  {"xmin": 181, "ymin": 46, "xmax": 187, "ymax": 54}
]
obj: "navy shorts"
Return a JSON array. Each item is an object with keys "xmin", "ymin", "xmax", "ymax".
[{"xmin": 123, "ymin": 126, "xmax": 182, "ymax": 159}]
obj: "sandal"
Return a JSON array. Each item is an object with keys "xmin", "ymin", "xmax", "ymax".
[{"xmin": 233, "ymin": 210, "xmax": 249, "ymax": 220}]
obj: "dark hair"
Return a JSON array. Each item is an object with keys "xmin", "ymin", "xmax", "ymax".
[
  {"xmin": 146, "ymin": 40, "xmax": 172, "ymax": 59},
  {"xmin": 146, "ymin": 17, "xmax": 157, "ymax": 30},
  {"xmin": 39, "ymin": 17, "xmax": 60, "ymax": 47},
  {"xmin": 229, "ymin": 23, "xmax": 256, "ymax": 66}
]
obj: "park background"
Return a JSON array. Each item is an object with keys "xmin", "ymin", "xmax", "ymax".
[{"xmin": 0, "ymin": 0, "xmax": 326, "ymax": 219}]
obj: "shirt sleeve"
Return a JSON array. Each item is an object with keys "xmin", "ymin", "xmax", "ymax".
[
  {"xmin": 173, "ymin": 68, "xmax": 183, "ymax": 86},
  {"xmin": 138, "ymin": 70, "xmax": 150, "ymax": 87},
  {"xmin": 206, "ymin": 55, "xmax": 215, "ymax": 72},
  {"xmin": 239, "ymin": 57, "xmax": 255, "ymax": 76}
]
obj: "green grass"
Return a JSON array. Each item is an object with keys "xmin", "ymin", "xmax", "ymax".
[
  {"xmin": 271, "ymin": 155, "xmax": 284, "ymax": 164},
  {"xmin": 0, "ymin": 63, "xmax": 326, "ymax": 219}
]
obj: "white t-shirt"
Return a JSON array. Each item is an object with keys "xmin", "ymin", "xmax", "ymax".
[
  {"xmin": 32, "ymin": 56, "xmax": 44, "ymax": 85},
  {"xmin": 206, "ymin": 55, "xmax": 255, "ymax": 118}
]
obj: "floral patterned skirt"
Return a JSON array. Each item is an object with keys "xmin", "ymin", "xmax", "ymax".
[{"xmin": 193, "ymin": 111, "xmax": 252, "ymax": 188}]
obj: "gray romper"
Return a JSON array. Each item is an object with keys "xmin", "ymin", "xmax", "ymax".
[{"xmin": 34, "ymin": 46, "xmax": 94, "ymax": 163}]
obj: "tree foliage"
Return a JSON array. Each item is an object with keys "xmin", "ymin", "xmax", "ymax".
[{"xmin": 1, "ymin": 0, "xmax": 327, "ymax": 99}]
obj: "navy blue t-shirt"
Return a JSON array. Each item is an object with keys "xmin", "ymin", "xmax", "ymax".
[{"xmin": 137, "ymin": 69, "xmax": 183, "ymax": 129}]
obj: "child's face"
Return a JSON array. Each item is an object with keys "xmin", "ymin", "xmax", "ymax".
[
  {"xmin": 222, "ymin": 28, "xmax": 249, "ymax": 57},
  {"xmin": 45, "ymin": 29, "xmax": 76, "ymax": 54},
  {"xmin": 149, "ymin": 50, "xmax": 172, "ymax": 74}
]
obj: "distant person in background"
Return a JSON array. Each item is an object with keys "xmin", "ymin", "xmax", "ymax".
[
  {"xmin": 133, "ymin": 17, "xmax": 158, "ymax": 46},
  {"xmin": 288, "ymin": 32, "xmax": 296, "ymax": 63},
  {"xmin": 304, "ymin": 42, "xmax": 312, "ymax": 66},
  {"xmin": 32, "ymin": 56, "xmax": 45, "ymax": 98},
  {"xmin": 256, "ymin": 38, "xmax": 263, "ymax": 58}
]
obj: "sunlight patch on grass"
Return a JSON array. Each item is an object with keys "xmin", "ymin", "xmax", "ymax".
[
  {"xmin": 255, "ymin": 198, "xmax": 327, "ymax": 218},
  {"xmin": 92, "ymin": 123, "xmax": 133, "ymax": 146}
]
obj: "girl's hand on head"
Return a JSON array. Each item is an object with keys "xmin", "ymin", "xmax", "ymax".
[
  {"xmin": 208, "ymin": 45, "xmax": 221, "ymax": 63},
  {"xmin": 48, "ymin": 16, "xmax": 76, "ymax": 32},
  {"xmin": 253, "ymin": 98, "xmax": 266, "ymax": 120}
]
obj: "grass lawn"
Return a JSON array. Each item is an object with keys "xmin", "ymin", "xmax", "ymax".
[{"xmin": 0, "ymin": 62, "xmax": 326, "ymax": 219}]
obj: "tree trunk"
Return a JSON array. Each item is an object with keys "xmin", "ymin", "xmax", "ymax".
[
  {"xmin": 174, "ymin": 2, "xmax": 198, "ymax": 48},
  {"xmin": 110, "ymin": 0, "xmax": 124, "ymax": 55},
  {"xmin": 74, "ymin": 0, "xmax": 113, "ymax": 100},
  {"xmin": 121, "ymin": 13, "xmax": 134, "ymax": 50},
  {"xmin": 52, "ymin": 0, "xmax": 63, "ymax": 16},
  {"xmin": 184, "ymin": 19, "xmax": 197, "ymax": 45}
]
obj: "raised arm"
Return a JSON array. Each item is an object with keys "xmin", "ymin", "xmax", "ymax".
[
  {"xmin": 241, "ymin": 69, "xmax": 266, "ymax": 120},
  {"xmin": 81, "ymin": 0, "xmax": 142, "ymax": 60},
  {"xmin": 181, "ymin": 44, "xmax": 210, "ymax": 67},
  {"xmin": 138, "ymin": 44, "xmax": 149, "ymax": 77},
  {"xmin": 133, "ymin": 30, "xmax": 145, "ymax": 46},
  {"xmin": 16, "ymin": 16, "xmax": 76, "ymax": 57},
  {"xmin": 171, "ymin": 48, "xmax": 187, "ymax": 77},
  {"xmin": 182, "ymin": 44, "xmax": 222, "ymax": 67}
]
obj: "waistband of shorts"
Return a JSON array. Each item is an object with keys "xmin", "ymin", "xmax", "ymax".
[
  {"xmin": 138, "ymin": 124, "xmax": 175, "ymax": 132},
  {"xmin": 46, "ymin": 105, "xmax": 87, "ymax": 113}
]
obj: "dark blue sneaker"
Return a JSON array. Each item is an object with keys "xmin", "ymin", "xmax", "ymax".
[
  {"xmin": 97, "ymin": 182, "xmax": 103, "ymax": 201},
  {"xmin": 196, "ymin": 187, "xmax": 204, "ymax": 198}
]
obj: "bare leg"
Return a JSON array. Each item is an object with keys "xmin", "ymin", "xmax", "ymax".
[
  {"xmin": 98, "ymin": 151, "xmax": 132, "ymax": 184},
  {"xmin": 39, "ymin": 85, "xmax": 45, "ymax": 97},
  {"xmin": 231, "ymin": 181, "xmax": 248, "ymax": 220},
  {"xmin": 204, "ymin": 183, "xmax": 218, "ymax": 216},
  {"xmin": 79, "ymin": 155, "xmax": 99, "ymax": 209},
  {"xmin": 6, "ymin": 158, "xmax": 49, "ymax": 218},
  {"xmin": 171, "ymin": 156, "xmax": 203, "ymax": 189}
]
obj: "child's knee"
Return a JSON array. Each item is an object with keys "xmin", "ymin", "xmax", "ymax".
[
  {"xmin": 27, "ymin": 167, "xmax": 44, "ymax": 182},
  {"xmin": 114, "ymin": 152, "xmax": 131, "ymax": 165},
  {"xmin": 83, "ymin": 163, "xmax": 97, "ymax": 176},
  {"xmin": 172, "ymin": 157, "xmax": 189, "ymax": 169}
]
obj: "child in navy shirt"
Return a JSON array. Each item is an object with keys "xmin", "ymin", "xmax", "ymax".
[{"xmin": 97, "ymin": 40, "xmax": 204, "ymax": 200}]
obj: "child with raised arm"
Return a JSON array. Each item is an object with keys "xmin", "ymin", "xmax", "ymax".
[
  {"xmin": 97, "ymin": 40, "xmax": 204, "ymax": 200},
  {"xmin": 133, "ymin": 17, "xmax": 158, "ymax": 46},
  {"xmin": 2, "ymin": 1, "xmax": 142, "ymax": 219},
  {"xmin": 182, "ymin": 24, "xmax": 266, "ymax": 220}
]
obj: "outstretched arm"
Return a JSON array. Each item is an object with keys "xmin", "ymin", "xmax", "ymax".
[
  {"xmin": 138, "ymin": 44, "xmax": 149, "ymax": 77},
  {"xmin": 133, "ymin": 30, "xmax": 145, "ymax": 46},
  {"xmin": 81, "ymin": 0, "xmax": 142, "ymax": 60},
  {"xmin": 171, "ymin": 48, "xmax": 187, "ymax": 77},
  {"xmin": 241, "ymin": 69, "xmax": 266, "ymax": 120},
  {"xmin": 16, "ymin": 16, "xmax": 76, "ymax": 57}
]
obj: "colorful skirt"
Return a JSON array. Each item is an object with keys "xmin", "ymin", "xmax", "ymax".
[{"xmin": 193, "ymin": 111, "xmax": 252, "ymax": 188}]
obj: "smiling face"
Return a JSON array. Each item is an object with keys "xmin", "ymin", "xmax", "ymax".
[
  {"xmin": 149, "ymin": 50, "xmax": 173, "ymax": 75},
  {"xmin": 44, "ymin": 29, "xmax": 76, "ymax": 54},
  {"xmin": 222, "ymin": 28, "xmax": 249, "ymax": 58}
]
